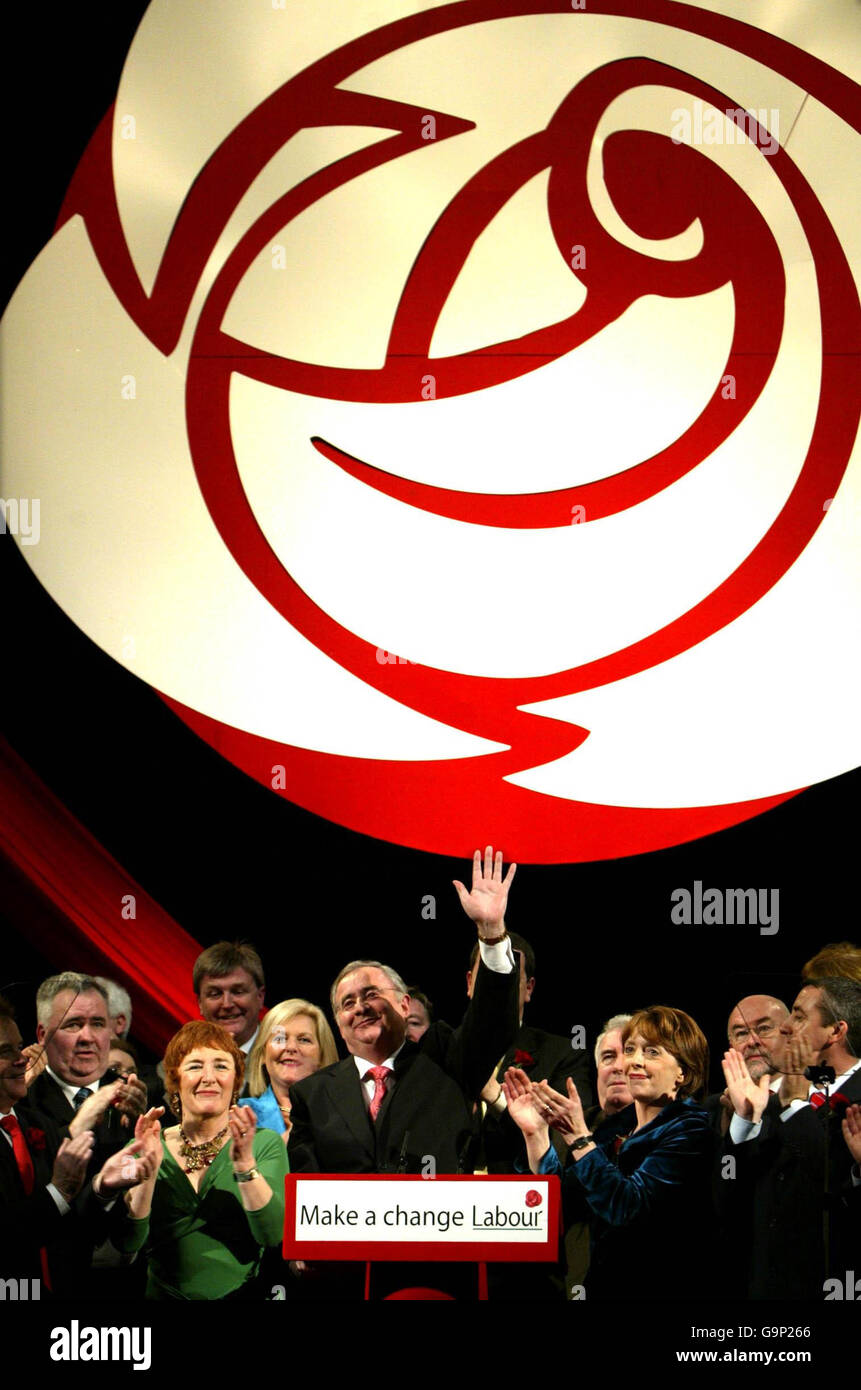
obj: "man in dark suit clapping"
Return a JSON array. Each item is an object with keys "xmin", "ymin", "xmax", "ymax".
[
  {"xmin": 23, "ymin": 973, "xmax": 148, "ymax": 1295},
  {"xmin": 0, "ymin": 994, "xmax": 155, "ymax": 1293},
  {"xmin": 27, "ymin": 972, "xmax": 146, "ymax": 1146}
]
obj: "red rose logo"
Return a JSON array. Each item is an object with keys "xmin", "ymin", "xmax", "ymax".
[
  {"xmin": 525, "ymin": 1189, "xmax": 543, "ymax": 1209},
  {"xmin": 2, "ymin": 1, "xmax": 858, "ymax": 861}
]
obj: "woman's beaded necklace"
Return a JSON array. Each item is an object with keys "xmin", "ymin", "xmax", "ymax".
[{"xmin": 178, "ymin": 1125, "xmax": 229, "ymax": 1173}]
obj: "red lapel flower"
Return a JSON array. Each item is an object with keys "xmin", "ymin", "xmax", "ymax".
[
  {"xmin": 812, "ymin": 1090, "xmax": 851, "ymax": 1111},
  {"xmin": 514, "ymin": 1050, "xmax": 535, "ymax": 1068},
  {"xmin": 25, "ymin": 1126, "xmax": 47, "ymax": 1152},
  {"xmin": 827, "ymin": 1091, "xmax": 850, "ymax": 1112}
]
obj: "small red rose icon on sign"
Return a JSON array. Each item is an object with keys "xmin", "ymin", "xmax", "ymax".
[{"xmin": 525, "ymin": 1190, "xmax": 543, "ymax": 1209}]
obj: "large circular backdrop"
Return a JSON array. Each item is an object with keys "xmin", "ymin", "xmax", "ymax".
[{"xmin": 2, "ymin": 0, "xmax": 859, "ymax": 861}]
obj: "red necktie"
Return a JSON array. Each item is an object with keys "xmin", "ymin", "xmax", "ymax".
[
  {"xmin": 1, "ymin": 1113, "xmax": 35, "ymax": 1192},
  {"xmin": 809, "ymin": 1092, "xmax": 825, "ymax": 1109},
  {"xmin": 367, "ymin": 1066, "xmax": 392, "ymax": 1121},
  {"xmin": 1, "ymin": 1113, "xmax": 52, "ymax": 1289}
]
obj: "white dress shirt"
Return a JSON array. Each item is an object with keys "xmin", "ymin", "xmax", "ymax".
[{"xmin": 729, "ymin": 1060, "xmax": 861, "ymax": 1145}]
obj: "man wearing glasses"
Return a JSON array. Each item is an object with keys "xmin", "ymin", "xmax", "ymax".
[
  {"xmin": 707, "ymin": 994, "xmax": 788, "ymax": 1137},
  {"xmin": 288, "ymin": 846, "xmax": 518, "ymax": 1177},
  {"xmin": 726, "ymin": 994, "xmax": 790, "ymax": 1087}
]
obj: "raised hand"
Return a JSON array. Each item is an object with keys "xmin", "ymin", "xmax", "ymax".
[
  {"xmin": 51, "ymin": 1132, "xmax": 95, "ymax": 1201},
  {"xmin": 228, "ymin": 1104, "xmax": 258, "ymax": 1170},
  {"xmin": 843, "ymin": 1103, "xmax": 861, "ymax": 1165},
  {"xmin": 452, "ymin": 846, "xmax": 516, "ymax": 936},
  {"xmin": 532, "ymin": 1076, "xmax": 590, "ymax": 1145},
  {"xmin": 722, "ymin": 1048, "xmax": 771, "ymax": 1123}
]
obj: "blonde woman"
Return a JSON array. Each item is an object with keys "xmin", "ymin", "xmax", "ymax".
[{"xmin": 244, "ymin": 1000, "xmax": 338, "ymax": 1140}]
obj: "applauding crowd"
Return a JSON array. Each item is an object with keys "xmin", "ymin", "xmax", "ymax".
[{"xmin": 1, "ymin": 851, "xmax": 858, "ymax": 1301}]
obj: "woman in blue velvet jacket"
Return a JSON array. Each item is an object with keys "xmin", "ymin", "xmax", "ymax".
[
  {"xmin": 243, "ymin": 999, "xmax": 338, "ymax": 1140},
  {"xmin": 505, "ymin": 1005, "xmax": 717, "ymax": 1299}
]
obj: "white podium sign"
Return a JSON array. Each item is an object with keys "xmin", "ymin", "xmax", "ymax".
[{"xmin": 284, "ymin": 1173, "xmax": 559, "ymax": 1262}]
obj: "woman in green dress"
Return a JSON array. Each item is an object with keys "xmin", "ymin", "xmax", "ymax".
[{"xmin": 117, "ymin": 1021, "xmax": 288, "ymax": 1300}]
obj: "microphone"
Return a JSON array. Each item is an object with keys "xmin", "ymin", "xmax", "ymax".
[
  {"xmin": 395, "ymin": 1130, "xmax": 410, "ymax": 1174},
  {"xmin": 457, "ymin": 1133, "xmax": 474, "ymax": 1175},
  {"xmin": 804, "ymin": 1064, "xmax": 836, "ymax": 1086}
]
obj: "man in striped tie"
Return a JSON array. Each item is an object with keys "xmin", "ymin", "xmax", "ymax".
[
  {"xmin": 287, "ymin": 846, "xmax": 519, "ymax": 1297},
  {"xmin": 289, "ymin": 847, "xmax": 518, "ymax": 1178}
]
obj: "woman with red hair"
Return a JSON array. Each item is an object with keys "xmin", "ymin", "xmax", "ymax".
[
  {"xmin": 115, "ymin": 1021, "xmax": 287, "ymax": 1300},
  {"xmin": 505, "ymin": 1005, "xmax": 716, "ymax": 1299}
]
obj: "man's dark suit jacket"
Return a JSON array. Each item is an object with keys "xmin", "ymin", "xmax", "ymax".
[
  {"xmin": 480, "ymin": 1024, "xmax": 593, "ymax": 1174},
  {"xmin": 27, "ymin": 1070, "xmax": 130, "ymax": 1169},
  {"xmin": 720, "ymin": 1069, "xmax": 861, "ymax": 1300},
  {"xmin": 22, "ymin": 1072, "xmax": 134, "ymax": 1296},
  {"xmin": 0, "ymin": 1105, "xmax": 67, "ymax": 1283},
  {"xmin": 0, "ymin": 1102, "xmax": 116, "ymax": 1294},
  {"xmin": 288, "ymin": 959, "xmax": 518, "ymax": 1174}
]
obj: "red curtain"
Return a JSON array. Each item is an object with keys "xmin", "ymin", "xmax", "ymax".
[{"xmin": 0, "ymin": 736, "xmax": 201, "ymax": 1051}]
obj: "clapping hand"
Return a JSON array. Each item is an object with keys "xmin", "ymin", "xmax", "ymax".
[
  {"xmin": 501, "ymin": 1067, "xmax": 548, "ymax": 1140},
  {"xmin": 228, "ymin": 1104, "xmax": 257, "ymax": 1170},
  {"xmin": 51, "ymin": 1132, "xmax": 95, "ymax": 1201},
  {"xmin": 776, "ymin": 1034, "xmax": 815, "ymax": 1107},
  {"xmin": 716, "ymin": 1089, "xmax": 733, "ymax": 1136},
  {"xmin": 69, "ymin": 1079, "xmax": 126, "ymax": 1137},
  {"xmin": 843, "ymin": 1104, "xmax": 861, "ymax": 1165},
  {"xmin": 21, "ymin": 1043, "xmax": 47, "ymax": 1087},
  {"xmin": 453, "ymin": 846, "xmax": 516, "ymax": 936},
  {"xmin": 95, "ymin": 1131, "xmax": 162, "ymax": 1195},
  {"xmin": 134, "ymin": 1105, "xmax": 165, "ymax": 1145},
  {"xmin": 722, "ymin": 1048, "xmax": 771, "ymax": 1123},
  {"xmin": 532, "ymin": 1076, "xmax": 590, "ymax": 1146},
  {"xmin": 69, "ymin": 1073, "xmax": 148, "ymax": 1137},
  {"xmin": 112, "ymin": 1073, "xmax": 147, "ymax": 1128}
]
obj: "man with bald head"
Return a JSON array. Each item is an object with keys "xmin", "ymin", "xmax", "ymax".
[
  {"xmin": 704, "ymin": 994, "xmax": 790, "ymax": 1291},
  {"xmin": 706, "ymin": 994, "xmax": 789, "ymax": 1136},
  {"xmin": 726, "ymin": 994, "xmax": 789, "ymax": 1082},
  {"xmin": 721, "ymin": 978, "xmax": 861, "ymax": 1298}
]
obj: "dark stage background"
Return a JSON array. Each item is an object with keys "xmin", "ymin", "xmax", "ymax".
[{"xmin": 2, "ymin": 2, "xmax": 857, "ymax": 1092}]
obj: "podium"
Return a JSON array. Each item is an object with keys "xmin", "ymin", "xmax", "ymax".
[{"xmin": 283, "ymin": 1172, "xmax": 560, "ymax": 1300}]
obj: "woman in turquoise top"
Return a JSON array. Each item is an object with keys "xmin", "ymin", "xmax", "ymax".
[
  {"xmin": 116, "ymin": 1021, "xmax": 288, "ymax": 1300},
  {"xmin": 243, "ymin": 999, "xmax": 338, "ymax": 1139}
]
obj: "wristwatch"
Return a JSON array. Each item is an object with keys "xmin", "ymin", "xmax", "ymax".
[
  {"xmin": 570, "ymin": 1134, "xmax": 594, "ymax": 1152},
  {"xmin": 234, "ymin": 1167, "xmax": 260, "ymax": 1183}
]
